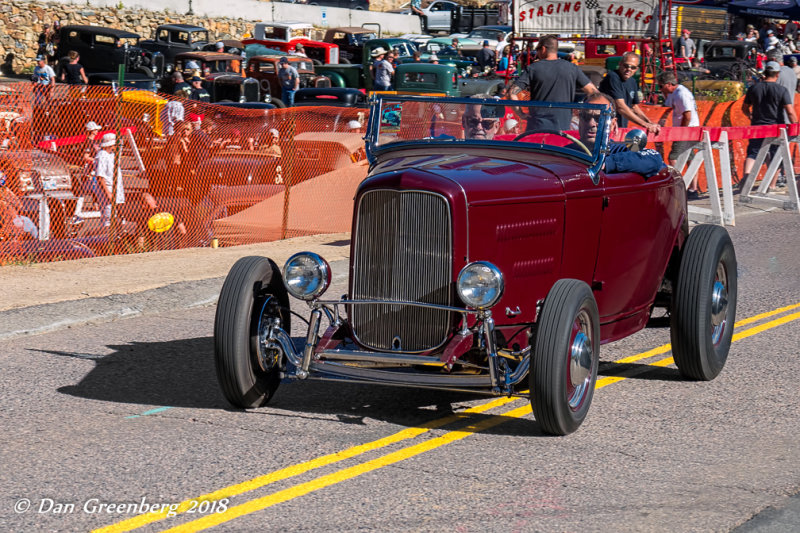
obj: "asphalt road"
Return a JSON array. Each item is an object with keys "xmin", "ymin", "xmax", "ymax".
[{"xmin": 1, "ymin": 210, "xmax": 799, "ymax": 532}]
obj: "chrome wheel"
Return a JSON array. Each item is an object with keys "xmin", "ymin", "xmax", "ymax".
[
  {"xmin": 531, "ymin": 279, "xmax": 599, "ymax": 435},
  {"xmin": 671, "ymin": 224, "xmax": 737, "ymax": 381},
  {"xmin": 710, "ymin": 263, "xmax": 729, "ymax": 347},
  {"xmin": 567, "ymin": 313, "xmax": 594, "ymax": 410}
]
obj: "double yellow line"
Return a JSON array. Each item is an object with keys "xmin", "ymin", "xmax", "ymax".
[{"xmin": 96, "ymin": 302, "xmax": 800, "ymax": 533}]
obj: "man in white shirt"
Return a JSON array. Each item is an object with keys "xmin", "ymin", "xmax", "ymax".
[
  {"xmin": 94, "ymin": 133, "xmax": 125, "ymax": 226},
  {"xmin": 658, "ymin": 71, "xmax": 701, "ymax": 198}
]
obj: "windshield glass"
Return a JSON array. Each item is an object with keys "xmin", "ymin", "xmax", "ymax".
[
  {"xmin": 367, "ymin": 95, "xmax": 613, "ymax": 164},
  {"xmin": 353, "ymin": 33, "xmax": 377, "ymax": 44}
]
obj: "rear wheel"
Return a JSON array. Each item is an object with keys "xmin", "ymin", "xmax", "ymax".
[
  {"xmin": 531, "ymin": 279, "xmax": 599, "ymax": 435},
  {"xmin": 214, "ymin": 256, "xmax": 292, "ymax": 408},
  {"xmin": 670, "ymin": 224, "xmax": 737, "ymax": 380}
]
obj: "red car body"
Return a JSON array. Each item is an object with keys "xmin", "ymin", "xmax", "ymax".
[{"xmin": 242, "ymin": 22, "xmax": 340, "ymax": 65}]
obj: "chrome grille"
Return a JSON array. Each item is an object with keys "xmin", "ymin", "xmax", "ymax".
[{"xmin": 351, "ymin": 190, "xmax": 452, "ymax": 352}]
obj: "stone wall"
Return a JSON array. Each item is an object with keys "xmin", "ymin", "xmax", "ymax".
[
  {"xmin": 0, "ymin": 1, "xmax": 262, "ymax": 74},
  {"xmin": 0, "ymin": 0, "xmax": 414, "ymax": 74}
]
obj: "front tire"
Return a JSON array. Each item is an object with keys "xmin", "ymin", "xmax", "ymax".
[
  {"xmin": 531, "ymin": 279, "xmax": 600, "ymax": 435},
  {"xmin": 270, "ymin": 97, "xmax": 286, "ymax": 108},
  {"xmin": 670, "ymin": 224, "xmax": 737, "ymax": 380},
  {"xmin": 214, "ymin": 256, "xmax": 292, "ymax": 408}
]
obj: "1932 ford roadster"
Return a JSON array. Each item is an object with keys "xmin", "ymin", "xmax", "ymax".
[{"xmin": 213, "ymin": 95, "xmax": 737, "ymax": 435}]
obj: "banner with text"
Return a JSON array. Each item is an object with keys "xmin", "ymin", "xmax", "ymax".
[{"xmin": 514, "ymin": 0, "xmax": 660, "ymax": 37}]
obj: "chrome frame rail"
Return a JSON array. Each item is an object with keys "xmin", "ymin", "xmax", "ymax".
[{"xmin": 265, "ymin": 297, "xmax": 532, "ymax": 395}]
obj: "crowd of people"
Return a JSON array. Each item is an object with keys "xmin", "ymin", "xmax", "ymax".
[{"xmin": 7, "ymin": 15, "xmax": 800, "ymax": 249}]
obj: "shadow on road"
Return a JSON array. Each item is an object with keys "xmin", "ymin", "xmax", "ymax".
[{"xmin": 53, "ymin": 337, "xmax": 554, "ymax": 437}]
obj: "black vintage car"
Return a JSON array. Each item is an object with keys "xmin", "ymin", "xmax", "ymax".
[
  {"xmin": 293, "ymin": 87, "xmax": 368, "ymax": 107},
  {"xmin": 161, "ymin": 52, "xmax": 259, "ymax": 103},
  {"xmin": 56, "ymin": 25, "xmax": 161, "ymax": 79},
  {"xmin": 140, "ymin": 24, "xmax": 210, "ymax": 69},
  {"xmin": 702, "ymin": 40, "xmax": 763, "ymax": 79}
]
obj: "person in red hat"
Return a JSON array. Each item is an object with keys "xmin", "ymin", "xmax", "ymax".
[{"xmin": 678, "ymin": 29, "xmax": 695, "ymax": 64}]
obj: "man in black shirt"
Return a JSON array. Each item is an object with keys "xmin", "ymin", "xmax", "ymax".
[
  {"xmin": 188, "ymin": 76, "xmax": 210, "ymax": 102},
  {"xmin": 509, "ymin": 34, "xmax": 598, "ymax": 131},
  {"xmin": 172, "ymin": 72, "xmax": 192, "ymax": 98},
  {"xmin": 598, "ymin": 52, "xmax": 659, "ymax": 134},
  {"xmin": 742, "ymin": 61, "xmax": 798, "ymax": 188},
  {"xmin": 477, "ymin": 40, "xmax": 496, "ymax": 72}
]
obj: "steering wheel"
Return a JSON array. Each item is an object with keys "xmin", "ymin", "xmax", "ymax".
[{"xmin": 513, "ymin": 129, "xmax": 592, "ymax": 156}]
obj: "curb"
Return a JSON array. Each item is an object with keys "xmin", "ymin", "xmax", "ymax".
[{"xmin": 0, "ymin": 277, "xmax": 225, "ymax": 342}]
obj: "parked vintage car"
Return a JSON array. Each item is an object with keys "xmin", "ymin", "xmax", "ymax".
[
  {"xmin": 242, "ymin": 22, "xmax": 340, "ymax": 65},
  {"xmin": 322, "ymin": 27, "xmax": 379, "ymax": 64},
  {"xmin": 140, "ymin": 24, "xmax": 211, "ymax": 69},
  {"xmin": 56, "ymin": 25, "xmax": 160, "ymax": 79},
  {"xmin": 702, "ymin": 40, "xmax": 764, "ymax": 80},
  {"xmin": 392, "ymin": 63, "xmax": 505, "ymax": 97},
  {"xmin": 390, "ymin": 0, "xmax": 457, "ymax": 32},
  {"xmin": 293, "ymin": 87, "xmax": 368, "ymax": 108},
  {"xmin": 244, "ymin": 55, "xmax": 331, "ymax": 107},
  {"xmin": 213, "ymin": 95, "xmax": 738, "ymax": 435},
  {"xmin": 317, "ymin": 38, "xmax": 417, "ymax": 90},
  {"xmin": 161, "ymin": 52, "xmax": 259, "ymax": 103}
]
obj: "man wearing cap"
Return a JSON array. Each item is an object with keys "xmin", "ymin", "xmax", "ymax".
[
  {"xmin": 172, "ymin": 72, "xmax": 192, "ymax": 98},
  {"xmin": 742, "ymin": 61, "xmax": 798, "ymax": 190},
  {"xmin": 462, "ymin": 94, "xmax": 501, "ymax": 140},
  {"xmin": 189, "ymin": 76, "xmax": 210, "ymax": 102},
  {"xmin": 215, "ymin": 41, "xmax": 225, "ymax": 52},
  {"xmin": 94, "ymin": 133, "xmax": 125, "ymax": 226},
  {"xmin": 292, "ymin": 43, "xmax": 308, "ymax": 58},
  {"xmin": 788, "ymin": 56, "xmax": 800, "ymax": 86},
  {"xmin": 658, "ymin": 70, "xmax": 701, "ymax": 197},
  {"xmin": 74, "ymin": 121, "xmax": 105, "ymax": 211},
  {"xmin": 677, "ymin": 29, "xmax": 695, "ymax": 64},
  {"xmin": 31, "ymin": 55, "xmax": 56, "ymax": 107},
  {"xmin": 477, "ymin": 40, "xmax": 496, "ymax": 72},
  {"xmin": 766, "ymin": 50, "xmax": 797, "ymax": 121},
  {"xmin": 278, "ymin": 56, "xmax": 300, "ymax": 106},
  {"xmin": 32, "ymin": 55, "xmax": 56, "ymax": 88},
  {"xmin": 371, "ymin": 48, "xmax": 393, "ymax": 91}
]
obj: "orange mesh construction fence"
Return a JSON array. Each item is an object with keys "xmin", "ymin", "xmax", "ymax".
[
  {"xmin": 0, "ymin": 83, "xmax": 368, "ymax": 264},
  {"xmin": 1, "ymin": 83, "xmax": 798, "ymax": 265}
]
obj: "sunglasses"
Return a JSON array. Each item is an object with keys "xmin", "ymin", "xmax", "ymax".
[
  {"xmin": 579, "ymin": 111, "xmax": 603, "ymax": 122},
  {"xmin": 621, "ymin": 63, "xmax": 639, "ymax": 70},
  {"xmin": 466, "ymin": 117, "xmax": 498, "ymax": 129}
]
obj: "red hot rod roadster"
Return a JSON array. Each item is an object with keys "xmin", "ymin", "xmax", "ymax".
[{"xmin": 213, "ymin": 95, "xmax": 737, "ymax": 435}]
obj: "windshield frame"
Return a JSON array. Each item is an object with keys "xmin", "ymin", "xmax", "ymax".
[{"xmin": 365, "ymin": 95, "xmax": 613, "ymax": 184}]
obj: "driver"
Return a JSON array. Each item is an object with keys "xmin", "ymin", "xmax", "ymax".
[
  {"xmin": 461, "ymin": 93, "xmax": 502, "ymax": 140},
  {"xmin": 578, "ymin": 93, "xmax": 666, "ymax": 177}
]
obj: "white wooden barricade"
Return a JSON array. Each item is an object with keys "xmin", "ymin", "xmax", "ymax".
[
  {"xmin": 738, "ymin": 128, "xmax": 800, "ymax": 213},
  {"xmin": 674, "ymin": 129, "xmax": 736, "ymax": 226}
]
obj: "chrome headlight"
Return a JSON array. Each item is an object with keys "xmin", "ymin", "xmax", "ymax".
[
  {"xmin": 283, "ymin": 252, "xmax": 331, "ymax": 301},
  {"xmin": 457, "ymin": 261, "xmax": 504, "ymax": 309}
]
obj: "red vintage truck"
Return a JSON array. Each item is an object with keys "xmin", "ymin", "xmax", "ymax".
[{"xmin": 242, "ymin": 22, "xmax": 340, "ymax": 65}]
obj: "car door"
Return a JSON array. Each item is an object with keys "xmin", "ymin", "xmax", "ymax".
[
  {"xmin": 592, "ymin": 168, "xmax": 679, "ymax": 322},
  {"xmin": 427, "ymin": 1, "xmax": 455, "ymax": 32}
]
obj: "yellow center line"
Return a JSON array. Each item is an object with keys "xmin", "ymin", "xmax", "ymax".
[
  {"xmin": 99, "ymin": 303, "xmax": 800, "ymax": 533},
  {"xmin": 93, "ymin": 396, "xmax": 518, "ymax": 533},
  {"xmin": 163, "ymin": 404, "xmax": 535, "ymax": 533}
]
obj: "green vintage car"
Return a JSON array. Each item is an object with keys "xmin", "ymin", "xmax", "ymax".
[
  {"xmin": 316, "ymin": 38, "xmax": 417, "ymax": 91},
  {"xmin": 392, "ymin": 63, "xmax": 504, "ymax": 97}
]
